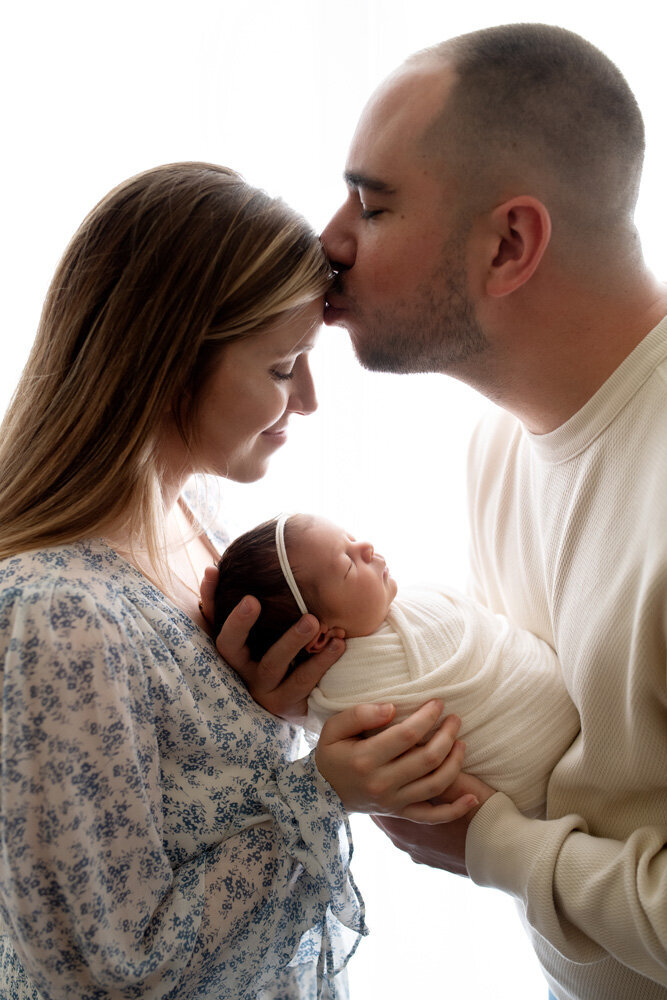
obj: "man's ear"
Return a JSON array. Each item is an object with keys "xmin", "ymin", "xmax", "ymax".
[
  {"xmin": 484, "ymin": 196, "xmax": 552, "ymax": 298},
  {"xmin": 305, "ymin": 625, "xmax": 346, "ymax": 655}
]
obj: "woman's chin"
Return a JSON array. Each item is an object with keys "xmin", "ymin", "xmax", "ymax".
[{"xmin": 227, "ymin": 465, "xmax": 268, "ymax": 484}]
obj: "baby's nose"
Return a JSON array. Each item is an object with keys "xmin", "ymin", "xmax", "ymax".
[{"xmin": 360, "ymin": 542, "xmax": 374, "ymax": 562}]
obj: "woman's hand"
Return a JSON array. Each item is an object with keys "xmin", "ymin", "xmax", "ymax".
[
  {"xmin": 315, "ymin": 701, "xmax": 479, "ymax": 822},
  {"xmin": 371, "ymin": 772, "xmax": 497, "ymax": 877},
  {"xmin": 200, "ymin": 565, "xmax": 344, "ymax": 722}
]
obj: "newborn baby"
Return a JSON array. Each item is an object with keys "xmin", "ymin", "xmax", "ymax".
[{"xmin": 214, "ymin": 514, "xmax": 580, "ymax": 816}]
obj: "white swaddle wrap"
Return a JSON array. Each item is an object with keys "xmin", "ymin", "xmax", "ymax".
[{"xmin": 307, "ymin": 585, "xmax": 579, "ymax": 816}]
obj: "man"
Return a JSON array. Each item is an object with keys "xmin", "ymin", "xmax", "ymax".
[
  {"xmin": 211, "ymin": 23, "xmax": 666, "ymax": 1000},
  {"xmin": 317, "ymin": 23, "xmax": 667, "ymax": 1000}
]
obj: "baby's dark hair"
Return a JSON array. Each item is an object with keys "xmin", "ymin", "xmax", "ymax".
[{"xmin": 214, "ymin": 516, "xmax": 310, "ymax": 667}]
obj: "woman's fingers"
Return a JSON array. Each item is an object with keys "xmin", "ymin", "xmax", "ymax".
[
  {"xmin": 278, "ymin": 636, "xmax": 346, "ymax": 697},
  {"xmin": 215, "ymin": 595, "xmax": 322, "ymax": 689},
  {"xmin": 319, "ymin": 699, "xmax": 449, "ymax": 758},
  {"xmin": 400, "ymin": 792, "xmax": 479, "ymax": 825},
  {"xmin": 399, "ymin": 771, "xmax": 496, "ymax": 823},
  {"xmin": 316, "ymin": 704, "xmax": 468, "ymax": 815},
  {"xmin": 319, "ymin": 702, "xmax": 398, "ymax": 743},
  {"xmin": 214, "ymin": 596, "xmax": 344, "ymax": 720},
  {"xmin": 358, "ymin": 726, "xmax": 465, "ymax": 815},
  {"xmin": 248, "ymin": 614, "xmax": 321, "ymax": 692},
  {"xmin": 198, "ymin": 564, "xmax": 219, "ymax": 626},
  {"xmin": 215, "ymin": 595, "xmax": 261, "ymax": 672},
  {"xmin": 389, "ymin": 737, "xmax": 467, "ymax": 808},
  {"xmin": 381, "ymin": 712, "xmax": 462, "ymax": 789},
  {"xmin": 250, "ymin": 635, "xmax": 346, "ymax": 722}
]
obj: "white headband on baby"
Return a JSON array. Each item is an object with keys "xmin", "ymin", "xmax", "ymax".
[{"xmin": 275, "ymin": 513, "xmax": 309, "ymax": 615}]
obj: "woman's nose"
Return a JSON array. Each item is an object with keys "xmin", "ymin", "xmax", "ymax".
[{"xmin": 288, "ymin": 361, "xmax": 318, "ymax": 416}]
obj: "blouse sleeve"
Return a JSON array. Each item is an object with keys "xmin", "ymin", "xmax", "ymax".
[{"xmin": 0, "ymin": 580, "xmax": 365, "ymax": 1000}]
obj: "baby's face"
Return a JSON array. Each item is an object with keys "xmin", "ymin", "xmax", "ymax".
[{"xmin": 289, "ymin": 516, "xmax": 398, "ymax": 637}]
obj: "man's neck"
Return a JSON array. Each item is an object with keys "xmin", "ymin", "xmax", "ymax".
[{"xmin": 457, "ymin": 272, "xmax": 667, "ymax": 434}]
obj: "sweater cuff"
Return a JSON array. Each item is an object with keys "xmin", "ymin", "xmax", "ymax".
[
  {"xmin": 466, "ymin": 792, "xmax": 581, "ymax": 899},
  {"xmin": 466, "ymin": 792, "xmax": 609, "ymax": 964}
]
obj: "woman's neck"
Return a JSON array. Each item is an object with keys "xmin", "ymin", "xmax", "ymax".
[{"xmin": 103, "ymin": 495, "xmax": 219, "ymax": 631}]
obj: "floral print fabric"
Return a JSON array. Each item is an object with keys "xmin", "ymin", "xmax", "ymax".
[{"xmin": 0, "ymin": 538, "xmax": 366, "ymax": 999}]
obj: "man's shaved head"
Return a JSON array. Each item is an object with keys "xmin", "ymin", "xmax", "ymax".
[{"xmin": 413, "ymin": 24, "xmax": 645, "ymax": 257}]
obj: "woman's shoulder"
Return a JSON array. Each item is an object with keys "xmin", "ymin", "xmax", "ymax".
[
  {"xmin": 0, "ymin": 539, "xmax": 144, "ymax": 633},
  {"xmin": 0, "ymin": 539, "xmax": 215, "ymax": 665},
  {"xmin": 1, "ymin": 538, "xmax": 125, "ymax": 592}
]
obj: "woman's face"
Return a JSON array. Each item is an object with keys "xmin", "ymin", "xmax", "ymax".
[{"xmin": 171, "ymin": 299, "xmax": 323, "ymax": 484}]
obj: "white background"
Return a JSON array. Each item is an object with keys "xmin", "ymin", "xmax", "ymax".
[{"xmin": 2, "ymin": 3, "xmax": 665, "ymax": 996}]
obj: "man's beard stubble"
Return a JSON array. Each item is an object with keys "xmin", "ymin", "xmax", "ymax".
[{"xmin": 343, "ymin": 239, "xmax": 489, "ymax": 375}]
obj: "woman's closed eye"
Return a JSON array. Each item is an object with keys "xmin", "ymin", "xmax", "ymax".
[{"xmin": 269, "ymin": 367, "xmax": 295, "ymax": 382}]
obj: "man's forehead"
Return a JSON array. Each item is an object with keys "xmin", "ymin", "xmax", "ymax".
[
  {"xmin": 363, "ymin": 61, "xmax": 452, "ymax": 128},
  {"xmin": 346, "ymin": 60, "xmax": 455, "ymax": 175}
]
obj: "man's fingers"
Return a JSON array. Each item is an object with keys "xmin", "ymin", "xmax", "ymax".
[{"xmin": 371, "ymin": 814, "xmax": 411, "ymax": 843}]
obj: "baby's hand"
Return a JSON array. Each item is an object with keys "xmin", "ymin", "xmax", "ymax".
[
  {"xmin": 316, "ymin": 701, "xmax": 478, "ymax": 822},
  {"xmin": 201, "ymin": 568, "xmax": 344, "ymax": 722}
]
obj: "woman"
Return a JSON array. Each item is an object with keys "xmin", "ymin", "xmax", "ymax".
[{"xmin": 0, "ymin": 162, "xmax": 473, "ymax": 1000}]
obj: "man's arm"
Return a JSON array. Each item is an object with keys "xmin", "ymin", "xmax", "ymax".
[
  {"xmin": 467, "ymin": 793, "xmax": 667, "ymax": 985},
  {"xmin": 374, "ymin": 785, "xmax": 667, "ymax": 985}
]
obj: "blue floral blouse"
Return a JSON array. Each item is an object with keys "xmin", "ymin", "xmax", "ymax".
[{"xmin": 0, "ymin": 534, "xmax": 366, "ymax": 999}]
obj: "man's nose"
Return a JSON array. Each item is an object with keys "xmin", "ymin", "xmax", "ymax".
[{"xmin": 321, "ymin": 204, "xmax": 356, "ymax": 271}]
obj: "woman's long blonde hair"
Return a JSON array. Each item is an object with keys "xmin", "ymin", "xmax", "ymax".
[{"xmin": 0, "ymin": 162, "xmax": 331, "ymax": 564}]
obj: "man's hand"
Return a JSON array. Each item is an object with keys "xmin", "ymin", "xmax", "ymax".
[
  {"xmin": 372, "ymin": 772, "xmax": 496, "ymax": 876},
  {"xmin": 316, "ymin": 702, "xmax": 480, "ymax": 821},
  {"xmin": 200, "ymin": 565, "xmax": 343, "ymax": 721}
]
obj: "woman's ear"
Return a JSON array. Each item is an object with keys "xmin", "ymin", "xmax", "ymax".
[
  {"xmin": 485, "ymin": 196, "xmax": 552, "ymax": 298},
  {"xmin": 305, "ymin": 625, "xmax": 346, "ymax": 655}
]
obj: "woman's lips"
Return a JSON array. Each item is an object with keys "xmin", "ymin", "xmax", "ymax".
[{"xmin": 262, "ymin": 425, "xmax": 288, "ymax": 445}]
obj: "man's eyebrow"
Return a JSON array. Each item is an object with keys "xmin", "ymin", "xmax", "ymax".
[{"xmin": 344, "ymin": 171, "xmax": 396, "ymax": 194}]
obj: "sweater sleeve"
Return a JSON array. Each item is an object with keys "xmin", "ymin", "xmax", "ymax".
[
  {"xmin": 466, "ymin": 793, "xmax": 667, "ymax": 986},
  {"xmin": 0, "ymin": 582, "xmax": 365, "ymax": 1000}
]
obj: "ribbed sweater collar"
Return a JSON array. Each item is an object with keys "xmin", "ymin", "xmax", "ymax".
[{"xmin": 523, "ymin": 316, "xmax": 667, "ymax": 464}]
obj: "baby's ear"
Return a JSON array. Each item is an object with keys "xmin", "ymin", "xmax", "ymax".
[{"xmin": 305, "ymin": 625, "xmax": 346, "ymax": 655}]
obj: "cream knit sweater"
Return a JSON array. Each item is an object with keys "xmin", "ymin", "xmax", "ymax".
[
  {"xmin": 466, "ymin": 318, "xmax": 667, "ymax": 999},
  {"xmin": 307, "ymin": 586, "xmax": 579, "ymax": 816}
]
